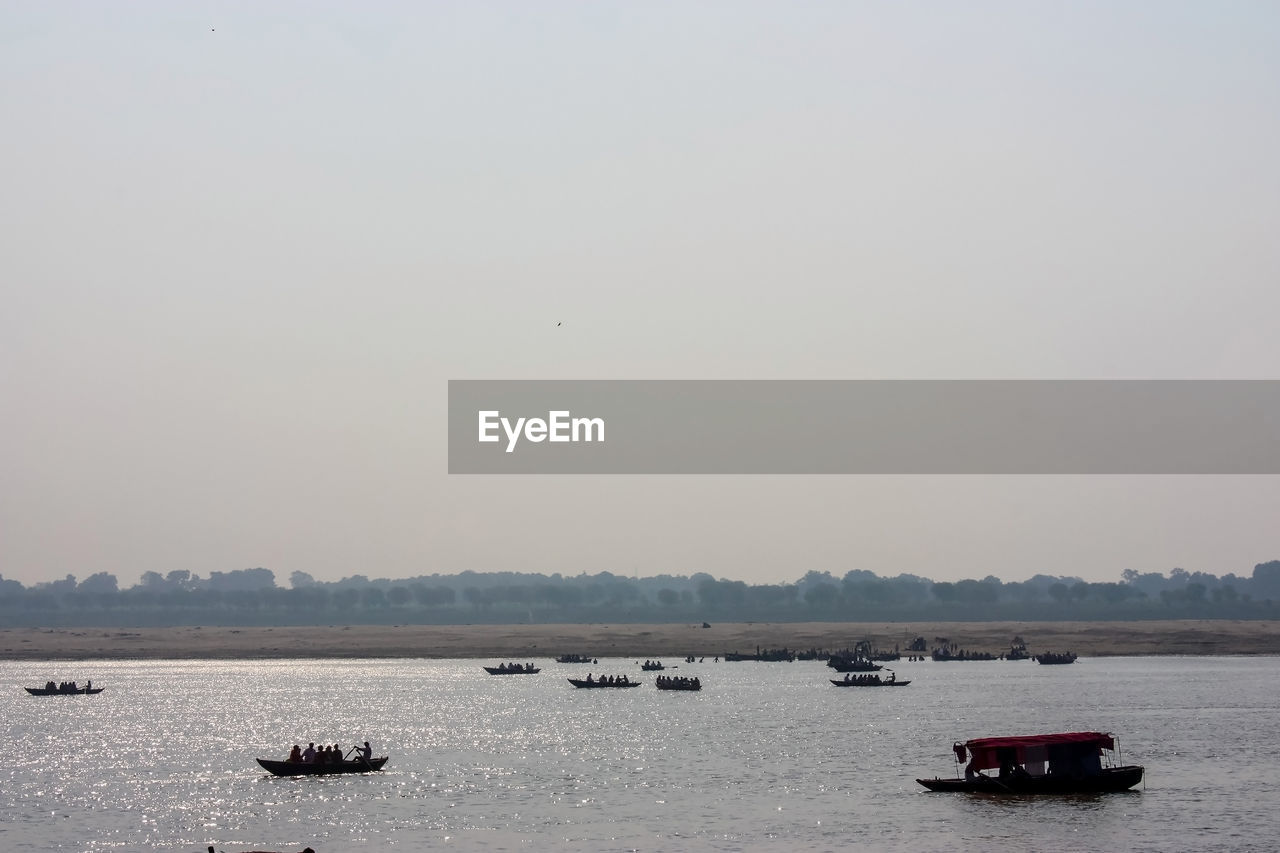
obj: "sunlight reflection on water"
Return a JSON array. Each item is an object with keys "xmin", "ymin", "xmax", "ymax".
[{"xmin": 0, "ymin": 656, "xmax": 1277, "ymax": 851}]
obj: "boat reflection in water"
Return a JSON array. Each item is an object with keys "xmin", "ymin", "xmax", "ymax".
[{"xmin": 917, "ymin": 731, "xmax": 1143, "ymax": 794}]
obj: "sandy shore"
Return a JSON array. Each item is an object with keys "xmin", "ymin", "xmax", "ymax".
[{"xmin": 1, "ymin": 620, "xmax": 1278, "ymax": 660}]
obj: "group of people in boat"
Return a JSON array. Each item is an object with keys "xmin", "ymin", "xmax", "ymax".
[
  {"xmin": 640, "ymin": 659, "xmax": 665, "ymax": 669},
  {"xmin": 841, "ymin": 672, "xmax": 896, "ymax": 684},
  {"xmin": 44, "ymin": 680, "xmax": 90, "ymax": 693},
  {"xmin": 285, "ymin": 740, "xmax": 373, "ymax": 765},
  {"xmin": 932, "ymin": 646, "xmax": 999, "ymax": 661},
  {"xmin": 1035, "ymin": 651, "xmax": 1078, "ymax": 665},
  {"xmin": 583, "ymin": 673, "xmax": 631, "ymax": 685},
  {"xmin": 655, "ymin": 675, "xmax": 700, "ymax": 688},
  {"xmin": 494, "ymin": 662, "xmax": 536, "ymax": 673}
]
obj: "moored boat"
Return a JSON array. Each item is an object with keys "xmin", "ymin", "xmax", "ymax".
[
  {"xmin": 568, "ymin": 677, "xmax": 639, "ymax": 688},
  {"xmin": 257, "ymin": 756, "xmax": 388, "ymax": 776},
  {"xmin": 917, "ymin": 731, "xmax": 1143, "ymax": 794}
]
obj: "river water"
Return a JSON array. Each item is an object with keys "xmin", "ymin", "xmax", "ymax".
[{"xmin": 1, "ymin": 655, "xmax": 1277, "ymax": 852}]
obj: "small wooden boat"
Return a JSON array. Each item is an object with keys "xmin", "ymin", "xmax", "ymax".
[
  {"xmin": 483, "ymin": 665, "xmax": 540, "ymax": 675},
  {"xmin": 639, "ymin": 662, "xmax": 665, "ymax": 671},
  {"xmin": 567, "ymin": 678, "xmax": 640, "ymax": 688},
  {"xmin": 655, "ymin": 678, "xmax": 701, "ymax": 691},
  {"xmin": 917, "ymin": 731, "xmax": 1143, "ymax": 794},
  {"xmin": 556, "ymin": 654, "xmax": 597, "ymax": 664},
  {"xmin": 826, "ymin": 654, "xmax": 882, "ymax": 672},
  {"xmin": 829, "ymin": 678, "xmax": 910, "ymax": 687},
  {"xmin": 1035, "ymin": 652, "xmax": 1078, "ymax": 665},
  {"xmin": 25, "ymin": 686, "xmax": 105, "ymax": 696},
  {"xmin": 257, "ymin": 756, "xmax": 388, "ymax": 776}
]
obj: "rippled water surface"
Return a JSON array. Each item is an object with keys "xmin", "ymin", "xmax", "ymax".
[{"xmin": 2, "ymin": 655, "xmax": 1278, "ymax": 852}]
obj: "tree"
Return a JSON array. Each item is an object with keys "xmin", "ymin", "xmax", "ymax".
[
  {"xmin": 803, "ymin": 582, "xmax": 839, "ymax": 608},
  {"xmin": 290, "ymin": 571, "xmax": 316, "ymax": 588},
  {"xmin": 1252, "ymin": 560, "xmax": 1280, "ymax": 599},
  {"xmin": 78, "ymin": 572, "xmax": 118, "ymax": 594}
]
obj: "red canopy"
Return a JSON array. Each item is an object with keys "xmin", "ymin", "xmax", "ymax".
[{"xmin": 954, "ymin": 732, "xmax": 1115, "ymax": 770}]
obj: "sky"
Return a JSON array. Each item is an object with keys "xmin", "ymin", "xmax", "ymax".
[{"xmin": 3, "ymin": 2, "xmax": 1278, "ymax": 589}]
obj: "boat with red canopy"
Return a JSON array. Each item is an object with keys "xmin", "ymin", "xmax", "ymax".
[{"xmin": 917, "ymin": 731, "xmax": 1143, "ymax": 794}]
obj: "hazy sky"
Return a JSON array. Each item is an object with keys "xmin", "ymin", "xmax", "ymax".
[{"xmin": 3, "ymin": 2, "xmax": 1278, "ymax": 588}]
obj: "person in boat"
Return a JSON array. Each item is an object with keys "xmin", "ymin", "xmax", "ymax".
[
  {"xmin": 887, "ymin": 672, "xmax": 895, "ymax": 683},
  {"xmin": 85, "ymin": 680, "xmax": 91, "ymax": 690},
  {"xmin": 46, "ymin": 681, "xmax": 56, "ymax": 691},
  {"xmin": 965, "ymin": 761, "xmax": 979, "ymax": 781},
  {"xmin": 302, "ymin": 742, "xmax": 316, "ymax": 763},
  {"xmin": 287, "ymin": 745, "xmax": 302, "ymax": 763},
  {"xmin": 586, "ymin": 673, "xmax": 593, "ymax": 683},
  {"xmin": 332, "ymin": 743, "xmax": 342, "ymax": 762},
  {"xmin": 358, "ymin": 741, "xmax": 372, "ymax": 761}
]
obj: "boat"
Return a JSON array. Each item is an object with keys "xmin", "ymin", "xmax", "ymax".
[
  {"xmin": 917, "ymin": 731, "xmax": 1143, "ymax": 794},
  {"xmin": 723, "ymin": 646, "xmax": 796, "ymax": 662},
  {"xmin": 829, "ymin": 677, "xmax": 910, "ymax": 687},
  {"xmin": 825, "ymin": 653, "xmax": 882, "ymax": 673},
  {"xmin": 257, "ymin": 756, "xmax": 388, "ymax": 776},
  {"xmin": 568, "ymin": 677, "xmax": 640, "ymax": 688},
  {"xmin": 556, "ymin": 654, "xmax": 597, "ymax": 664},
  {"xmin": 655, "ymin": 676, "xmax": 701, "ymax": 691},
  {"xmin": 1035, "ymin": 652, "xmax": 1078, "ymax": 665},
  {"xmin": 931, "ymin": 643, "xmax": 998, "ymax": 661},
  {"xmin": 639, "ymin": 660, "xmax": 666, "ymax": 671},
  {"xmin": 483, "ymin": 664, "xmax": 540, "ymax": 674},
  {"xmin": 1006, "ymin": 636, "xmax": 1031, "ymax": 661},
  {"xmin": 25, "ymin": 685, "xmax": 104, "ymax": 696}
]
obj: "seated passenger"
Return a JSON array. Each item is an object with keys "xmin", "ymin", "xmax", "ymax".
[{"xmin": 287, "ymin": 745, "xmax": 302, "ymax": 763}]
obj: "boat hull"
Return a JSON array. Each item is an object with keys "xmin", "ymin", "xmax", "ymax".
[
  {"xmin": 483, "ymin": 667, "xmax": 540, "ymax": 675},
  {"xmin": 567, "ymin": 678, "xmax": 639, "ymax": 688},
  {"xmin": 25, "ymin": 687, "xmax": 104, "ymax": 695},
  {"xmin": 917, "ymin": 765, "xmax": 1143, "ymax": 794},
  {"xmin": 257, "ymin": 757, "xmax": 388, "ymax": 777},
  {"xmin": 829, "ymin": 679, "xmax": 910, "ymax": 687},
  {"xmin": 655, "ymin": 683, "xmax": 701, "ymax": 691}
]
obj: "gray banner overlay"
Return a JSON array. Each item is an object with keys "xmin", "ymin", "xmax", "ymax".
[{"xmin": 448, "ymin": 380, "xmax": 1280, "ymax": 474}]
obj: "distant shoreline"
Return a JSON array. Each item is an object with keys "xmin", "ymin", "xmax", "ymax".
[{"xmin": 1, "ymin": 620, "xmax": 1278, "ymax": 660}]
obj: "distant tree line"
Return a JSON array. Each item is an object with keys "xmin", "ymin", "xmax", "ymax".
[{"xmin": 1, "ymin": 561, "xmax": 1278, "ymax": 628}]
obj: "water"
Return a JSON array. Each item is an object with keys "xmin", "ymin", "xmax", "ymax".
[{"xmin": 2, "ymin": 656, "xmax": 1278, "ymax": 852}]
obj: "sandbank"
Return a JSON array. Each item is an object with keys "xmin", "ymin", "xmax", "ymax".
[{"xmin": 1, "ymin": 620, "xmax": 1278, "ymax": 660}]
